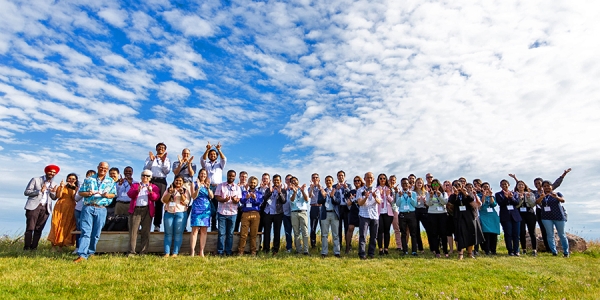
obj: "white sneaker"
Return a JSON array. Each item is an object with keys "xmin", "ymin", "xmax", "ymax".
[{"xmin": 72, "ymin": 248, "xmax": 78, "ymax": 254}]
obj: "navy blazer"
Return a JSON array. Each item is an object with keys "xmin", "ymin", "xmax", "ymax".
[
  {"xmin": 495, "ymin": 191, "xmax": 522, "ymax": 223},
  {"xmin": 317, "ymin": 187, "xmax": 340, "ymax": 220}
]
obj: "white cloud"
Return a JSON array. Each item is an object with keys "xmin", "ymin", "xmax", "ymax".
[
  {"xmin": 102, "ymin": 54, "xmax": 131, "ymax": 66},
  {"xmin": 157, "ymin": 81, "xmax": 190, "ymax": 104},
  {"xmin": 98, "ymin": 8, "xmax": 128, "ymax": 28},
  {"xmin": 163, "ymin": 10, "xmax": 214, "ymax": 37}
]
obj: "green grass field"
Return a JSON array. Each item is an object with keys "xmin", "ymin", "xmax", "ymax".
[{"xmin": 1, "ymin": 234, "xmax": 598, "ymax": 299}]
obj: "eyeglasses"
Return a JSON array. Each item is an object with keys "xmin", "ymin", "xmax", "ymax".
[
  {"xmin": 426, "ymin": 176, "xmax": 433, "ymax": 178},
  {"xmin": 312, "ymin": 177, "xmax": 319, "ymax": 179}
]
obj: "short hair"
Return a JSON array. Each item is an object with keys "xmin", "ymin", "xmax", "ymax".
[
  {"xmin": 262, "ymin": 173, "xmax": 270, "ymax": 178},
  {"xmin": 500, "ymin": 179, "xmax": 510, "ymax": 186},
  {"xmin": 240, "ymin": 171, "xmax": 248, "ymax": 176},
  {"xmin": 325, "ymin": 175, "xmax": 334, "ymax": 181},
  {"xmin": 337, "ymin": 170, "xmax": 345, "ymax": 176},
  {"xmin": 473, "ymin": 179, "xmax": 482, "ymax": 185},
  {"xmin": 290, "ymin": 176, "xmax": 298, "ymax": 182},
  {"xmin": 401, "ymin": 178, "xmax": 409, "ymax": 183},
  {"xmin": 141, "ymin": 170, "xmax": 153, "ymax": 177},
  {"xmin": 482, "ymin": 182, "xmax": 491, "ymax": 188},
  {"xmin": 409, "ymin": 174, "xmax": 416, "ymax": 178},
  {"xmin": 209, "ymin": 149, "xmax": 218, "ymax": 156},
  {"xmin": 86, "ymin": 170, "xmax": 96, "ymax": 177},
  {"xmin": 124, "ymin": 166, "xmax": 133, "ymax": 171},
  {"xmin": 534, "ymin": 177, "xmax": 544, "ymax": 183},
  {"xmin": 249, "ymin": 176, "xmax": 258, "ymax": 183},
  {"xmin": 273, "ymin": 174, "xmax": 281, "ymax": 180},
  {"xmin": 156, "ymin": 142, "xmax": 167, "ymax": 150},
  {"xmin": 109, "ymin": 167, "xmax": 119, "ymax": 174},
  {"xmin": 311, "ymin": 173, "xmax": 319, "ymax": 177},
  {"xmin": 542, "ymin": 180, "xmax": 553, "ymax": 187},
  {"xmin": 227, "ymin": 170, "xmax": 236, "ymax": 176}
]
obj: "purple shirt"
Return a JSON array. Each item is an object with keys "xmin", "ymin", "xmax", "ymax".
[{"xmin": 215, "ymin": 182, "xmax": 242, "ymax": 216}]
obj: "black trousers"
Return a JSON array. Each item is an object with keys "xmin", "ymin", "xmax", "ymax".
[
  {"xmin": 377, "ymin": 214, "xmax": 394, "ymax": 250},
  {"xmin": 481, "ymin": 232, "xmax": 498, "ymax": 254},
  {"xmin": 24, "ymin": 204, "xmax": 50, "ymax": 250},
  {"xmin": 415, "ymin": 207, "xmax": 428, "ymax": 251},
  {"xmin": 151, "ymin": 177, "xmax": 167, "ymax": 228},
  {"xmin": 234, "ymin": 206, "xmax": 243, "ymax": 232},
  {"xmin": 426, "ymin": 213, "xmax": 448, "ymax": 254},
  {"xmin": 398, "ymin": 212, "xmax": 418, "ymax": 253},
  {"xmin": 520, "ymin": 210, "xmax": 537, "ymax": 251},
  {"xmin": 338, "ymin": 205, "xmax": 349, "ymax": 246},
  {"xmin": 309, "ymin": 206, "xmax": 320, "ymax": 247},
  {"xmin": 262, "ymin": 213, "xmax": 283, "ymax": 253}
]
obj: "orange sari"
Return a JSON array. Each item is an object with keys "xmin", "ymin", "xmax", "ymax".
[{"xmin": 47, "ymin": 186, "xmax": 77, "ymax": 247}]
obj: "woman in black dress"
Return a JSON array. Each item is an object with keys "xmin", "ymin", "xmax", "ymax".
[
  {"xmin": 344, "ymin": 176, "xmax": 362, "ymax": 254},
  {"xmin": 447, "ymin": 180, "xmax": 484, "ymax": 260}
]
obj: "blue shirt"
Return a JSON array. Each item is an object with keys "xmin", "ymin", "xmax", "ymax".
[
  {"xmin": 79, "ymin": 174, "xmax": 116, "ymax": 207},
  {"xmin": 265, "ymin": 189, "xmax": 279, "ymax": 215},
  {"xmin": 395, "ymin": 191, "xmax": 417, "ymax": 212},
  {"xmin": 540, "ymin": 192, "xmax": 566, "ymax": 221},
  {"xmin": 288, "ymin": 188, "xmax": 308, "ymax": 211},
  {"xmin": 240, "ymin": 189, "xmax": 264, "ymax": 212}
]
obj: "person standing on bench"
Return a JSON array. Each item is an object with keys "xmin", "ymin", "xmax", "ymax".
[
  {"xmin": 201, "ymin": 141, "xmax": 227, "ymax": 232},
  {"xmin": 144, "ymin": 142, "xmax": 171, "ymax": 232},
  {"xmin": 126, "ymin": 169, "xmax": 160, "ymax": 256}
]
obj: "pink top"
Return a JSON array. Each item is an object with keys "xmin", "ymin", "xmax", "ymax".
[
  {"xmin": 377, "ymin": 186, "xmax": 394, "ymax": 216},
  {"xmin": 215, "ymin": 182, "xmax": 242, "ymax": 216},
  {"xmin": 127, "ymin": 183, "xmax": 160, "ymax": 217},
  {"xmin": 162, "ymin": 189, "xmax": 190, "ymax": 213}
]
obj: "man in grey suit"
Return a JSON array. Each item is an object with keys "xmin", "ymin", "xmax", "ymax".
[{"xmin": 23, "ymin": 164, "xmax": 60, "ymax": 250}]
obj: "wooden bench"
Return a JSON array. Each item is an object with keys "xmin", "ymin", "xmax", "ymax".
[{"xmin": 73, "ymin": 231, "xmax": 263, "ymax": 254}]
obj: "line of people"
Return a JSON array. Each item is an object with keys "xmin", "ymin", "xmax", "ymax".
[{"xmin": 23, "ymin": 142, "xmax": 572, "ymax": 261}]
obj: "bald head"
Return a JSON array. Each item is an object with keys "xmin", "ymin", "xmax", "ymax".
[{"xmin": 97, "ymin": 162, "xmax": 109, "ymax": 177}]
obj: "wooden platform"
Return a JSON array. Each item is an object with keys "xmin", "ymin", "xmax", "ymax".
[{"xmin": 74, "ymin": 231, "xmax": 262, "ymax": 254}]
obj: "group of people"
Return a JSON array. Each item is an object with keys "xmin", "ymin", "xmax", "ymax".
[{"xmin": 23, "ymin": 142, "xmax": 572, "ymax": 262}]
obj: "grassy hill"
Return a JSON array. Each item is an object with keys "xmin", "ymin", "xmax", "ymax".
[{"xmin": 1, "ymin": 234, "xmax": 598, "ymax": 299}]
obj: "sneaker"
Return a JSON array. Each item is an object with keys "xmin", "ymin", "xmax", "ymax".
[
  {"xmin": 532, "ymin": 250, "xmax": 537, "ymax": 257},
  {"xmin": 154, "ymin": 226, "xmax": 160, "ymax": 232},
  {"xmin": 563, "ymin": 253, "xmax": 570, "ymax": 258},
  {"xmin": 73, "ymin": 256, "xmax": 85, "ymax": 263},
  {"xmin": 435, "ymin": 254, "xmax": 441, "ymax": 258},
  {"xmin": 412, "ymin": 252, "xmax": 418, "ymax": 256},
  {"xmin": 514, "ymin": 252, "xmax": 520, "ymax": 257}
]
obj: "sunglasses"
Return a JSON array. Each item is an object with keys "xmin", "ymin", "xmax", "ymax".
[
  {"xmin": 431, "ymin": 183, "xmax": 440, "ymax": 187},
  {"xmin": 142, "ymin": 175, "xmax": 151, "ymax": 178},
  {"xmin": 354, "ymin": 179, "xmax": 361, "ymax": 182}
]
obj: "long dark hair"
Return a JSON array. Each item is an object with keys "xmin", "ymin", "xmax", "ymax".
[
  {"xmin": 377, "ymin": 173, "xmax": 389, "ymax": 187},
  {"xmin": 66, "ymin": 173, "xmax": 79, "ymax": 188}
]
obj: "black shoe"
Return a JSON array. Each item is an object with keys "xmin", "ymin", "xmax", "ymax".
[
  {"xmin": 359, "ymin": 256, "xmax": 366, "ymax": 260},
  {"xmin": 552, "ymin": 252, "xmax": 558, "ymax": 256},
  {"xmin": 403, "ymin": 251, "xmax": 408, "ymax": 256},
  {"xmin": 321, "ymin": 254, "xmax": 326, "ymax": 258},
  {"xmin": 412, "ymin": 252, "xmax": 418, "ymax": 256},
  {"xmin": 396, "ymin": 248, "xmax": 403, "ymax": 252},
  {"xmin": 368, "ymin": 255, "xmax": 374, "ymax": 259},
  {"xmin": 563, "ymin": 253, "xmax": 570, "ymax": 258},
  {"xmin": 334, "ymin": 254, "xmax": 340, "ymax": 258},
  {"xmin": 379, "ymin": 249, "xmax": 384, "ymax": 256},
  {"xmin": 383, "ymin": 249, "xmax": 389, "ymax": 255},
  {"xmin": 303, "ymin": 252, "xmax": 309, "ymax": 256}
]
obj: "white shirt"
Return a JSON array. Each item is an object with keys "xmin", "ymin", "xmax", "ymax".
[
  {"xmin": 40, "ymin": 181, "xmax": 51, "ymax": 205},
  {"xmin": 136, "ymin": 185, "xmax": 150, "ymax": 207},
  {"xmin": 201, "ymin": 158, "xmax": 226, "ymax": 185},
  {"xmin": 357, "ymin": 186, "xmax": 381, "ymax": 219},
  {"xmin": 144, "ymin": 156, "xmax": 171, "ymax": 178}
]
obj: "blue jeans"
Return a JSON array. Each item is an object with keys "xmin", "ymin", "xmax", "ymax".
[
  {"xmin": 542, "ymin": 219, "xmax": 569, "ymax": 255},
  {"xmin": 77, "ymin": 205, "xmax": 107, "ymax": 259},
  {"xmin": 283, "ymin": 214, "xmax": 293, "ymax": 251},
  {"xmin": 217, "ymin": 214, "xmax": 236, "ymax": 255},
  {"xmin": 74, "ymin": 209, "xmax": 82, "ymax": 248},
  {"xmin": 164, "ymin": 211, "xmax": 186, "ymax": 255}
]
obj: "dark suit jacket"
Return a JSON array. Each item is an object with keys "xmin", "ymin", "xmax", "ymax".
[
  {"xmin": 317, "ymin": 187, "xmax": 341, "ymax": 220},
  {"xmin": 495, "ymin": 191, "xmax": 522, "ymax": 223},
  {"xmin": 260, "ymin": 188, "xmax": 286, "ymax": 214}
]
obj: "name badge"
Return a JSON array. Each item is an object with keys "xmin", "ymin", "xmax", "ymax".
[
  {"xmin": 169, "ymin": 202, "xmax": 176, "ymax": 207},
  {"xmin": 436, "ymin": 206, "xmax": 444, "ymax": 211},
  {"xmin": 403, "ymin": 205, "xmax": 409, "ymax": 210},
  {"xmin": 459, "ymin": 206, "xmax": 466, "ymax": 211},
  {"xmin": 520, "ymin": 207, "xmax": 527, "ymax": 212},
  {"xmin": 487, "ymin": 207, "xmax": 493, "ymax": 213},
  {"xmin": 544, "ymin": 207, "xmax": 551, "ymax": 212},
  {"xmin": 507, "ymin": 205, "xmax": 514, "ymax": 210},
  {"xmin": 246, "ymin": 202, "xmax": 252, "ymax": 208},
  {"xmin": 267, "ymin": 199, "xmax": 272, "ymax": 206}
]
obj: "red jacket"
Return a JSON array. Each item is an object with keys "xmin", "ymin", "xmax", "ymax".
[{"xmin": 127, "ymin": 183, "xmax": 160, "ymax": 217}]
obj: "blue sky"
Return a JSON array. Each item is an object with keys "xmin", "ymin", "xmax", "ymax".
[{"xmin": 1, "ymin": 0, "xmax": 599, "ymax": 239}]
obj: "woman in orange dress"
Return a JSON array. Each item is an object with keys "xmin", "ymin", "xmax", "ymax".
[{"xmin": 47, "ymin": 173, "xmax": 79, "ymax": 252}]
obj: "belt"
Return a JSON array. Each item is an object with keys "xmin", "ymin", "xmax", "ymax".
[
  {"xmin": 291, "ymin": 210, "xmax": 306, "ymax": 212},
  {"xmin": 135, "ymin": 205, "xmax": 148, "ymax": 208},
  {"xmin": 311, "ymin": 204, "xmax": 321, "ymax": 207},
  {"xmin": 117, "ymin": 201, "xmax": 130, "ymax": 203},
  {"xmin": 326, "ymin": 210, "xmax": 334, "ymax": 212}
]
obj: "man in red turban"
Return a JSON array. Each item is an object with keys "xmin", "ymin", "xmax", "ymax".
[{"xmin": 23, "ymin": 164, "xmax": 60, "ymax": 250}]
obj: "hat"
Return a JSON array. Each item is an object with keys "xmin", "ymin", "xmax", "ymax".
[{"xmin": 44, "ymin": 165, "xmax": 60, "ymax": 174}]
